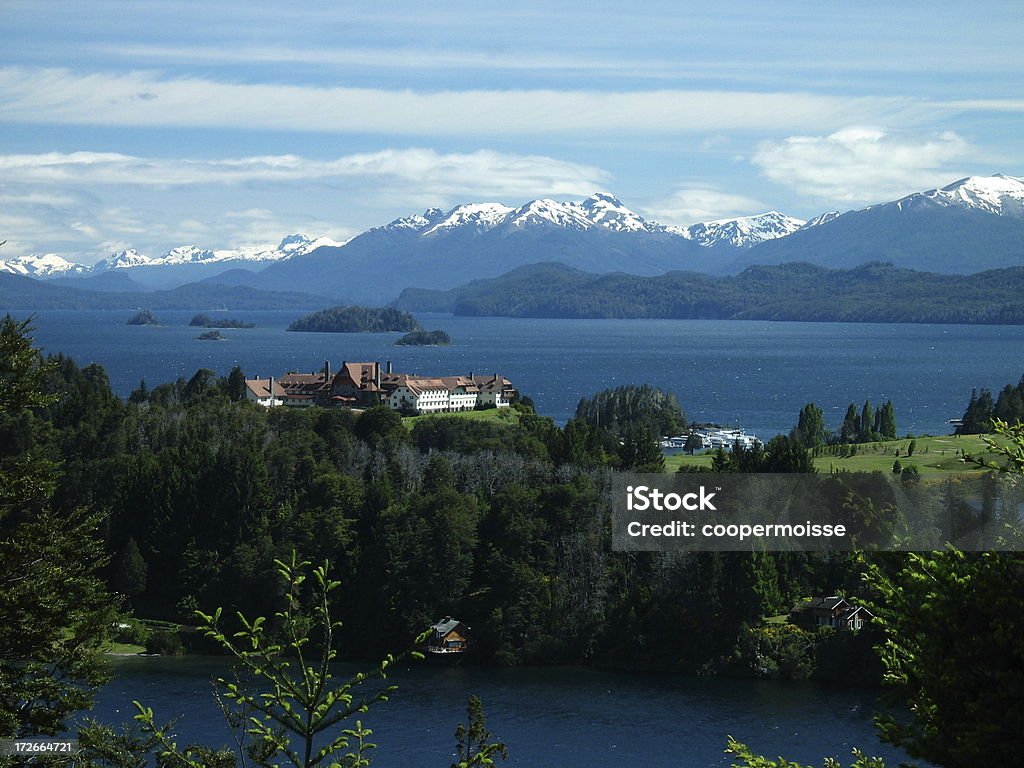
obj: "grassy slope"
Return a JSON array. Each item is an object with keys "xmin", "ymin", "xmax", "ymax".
[
  {"xmin": 402, "ymin": 407, "xmax": 522, "ymax": 428},
  {"xmin": 665, "ymin": 433, "xmax": 1010, "ymax": 477}
]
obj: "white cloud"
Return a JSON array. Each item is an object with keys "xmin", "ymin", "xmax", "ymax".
[
  {"xmin": 643, "ymin": 187, "xmax": 768, "ymax": 226},
  {"xmin": 751, "ymin": 127, "xmax": 974, "ymax": 203},
  {"xmin": 0, "ymin": 66, "xmax": 923, "ymax": 136},
  {"xmin": 0, "ymin": 148, "xmax": 609, "ymax": 198}
]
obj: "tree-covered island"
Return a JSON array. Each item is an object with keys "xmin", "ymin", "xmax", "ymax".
[
  {"xmin": 287, "ymin": 305, "xmax": 421, "ymax": 333},
  {"xmin": 126, "ymin": 309, "xmax": 159, "ymax": 325},
  {"xmin": 395, "ymin": 329, "xmax": 451, "ymax": 346},
  {"xmin": 189, "ymin": 313, "xmax": 255, "ymax": 328}
]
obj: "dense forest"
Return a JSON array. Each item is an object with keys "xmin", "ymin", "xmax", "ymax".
[
  {"xmin": 393, "ymin": 260, "xmax": 1024, "ymax": 324},
  {"xmin": 1, "ymin": 316, "xmax": 1022, "ymax": 767},
  {"xmin": 288, "ymin": 305, "xmax": 422, "ymax": 333},
  {"xmin": 1, "ymin": 343, "xmax": 872, "ymax": 675}
]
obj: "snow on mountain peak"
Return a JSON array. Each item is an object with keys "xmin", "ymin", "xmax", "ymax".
[
  {"xmin": 158, "ymin": 245, "xmax": 218, "ymax": 265},
  {"xmin": 0, "ymin": 253, "xmax": 87, "ymax": 277},
  {"xmin": 422, "ymin": 203, "xmax": 516, "ymax": 236},
  {"xmin": 579, "ymin": 193, "xmax": 653, "ymax": 232},
  {"xmin": 679, "ymin": 211, "xmax": 807, "ymax": 248},
  {"xmin": 93, "ymin": 249, "xmax": 153, "ymax": 271},
  {"xmin": 508, "ymin": 199, "xmax": 596, "ymax": 231},
  {"xmin": 924, "ymin": 174, "xmax": 1024, "ymax": 215},
  {"xmin": 801, "ymin": 211, "xmax": 842, "ymax": 229},
  {"xmin": 384, "ymin": 208, "xmax": 447, "ymax": 231}
]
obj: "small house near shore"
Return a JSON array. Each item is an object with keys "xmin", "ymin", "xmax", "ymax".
[
  {"xmin": 789, "ymin": 596, "xmax": 874, "ymax": 631},
  {"xmin": 426, "ymin": 616, "xmax": 470, "ymax": 656}
]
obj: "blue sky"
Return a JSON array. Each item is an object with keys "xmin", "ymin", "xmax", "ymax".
[{"xmin": 2, "ymin": 0, "xmax": 1022, "ymax": 263}]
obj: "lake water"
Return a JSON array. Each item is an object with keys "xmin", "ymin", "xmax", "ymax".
[
  {"xmin": 23, "ymin": 309, "xmax": 1024, "ymax": 437},
  {"xmin": 91, "ymin": 656, "xmax": 910, "ymax": 768}
]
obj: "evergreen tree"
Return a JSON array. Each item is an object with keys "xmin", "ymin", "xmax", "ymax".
[
  {"xmin": 878, "ymin": 400, "xmax": 897, "ymax": 440},
  {"xmin": 226, "ymin": 365, "xmax": 247, "ymax": 402},
  {"xmin": 859, "ymin": 400, "xmax": 874, "ymax": 443},
  {"xmin": 792, "ymin": 402, "xmax": 826, "ymax": 449},
  {"xmin": 840, "ymin": 403, "xmax": 859, "ymax": 443},
  {"xmin": 111, "ymin": 536, "xmax": 148, "ymax": 601},
  {"xmin": 0, "ymin": 315, "xmax": 116, "ymax": 740},
  {"xmin": 957, "ymin": 388, "xmax": 995, "ymax": 434}
]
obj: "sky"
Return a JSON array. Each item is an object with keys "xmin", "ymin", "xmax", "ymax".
[{"xmin": 1, "ymin": 0, "xmax": 1022, "ymax": 264}]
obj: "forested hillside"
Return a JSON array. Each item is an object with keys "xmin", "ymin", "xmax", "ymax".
[
  {"xmin": 4, "ymin": 354, "xmax": 877, "ymax": 674},
  {"xmin": 393, "ymin": 261, "xmax": 1024, "ymax": 324}
]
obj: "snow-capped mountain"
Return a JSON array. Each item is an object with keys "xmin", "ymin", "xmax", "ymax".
[
  {"xmin": 422, "ymin": 203, "xmax": 516, "ymax": 235},
  {"xmin": 387, "ymin": 193, "xmax": 663, "ymax": 237},
  {"xmin": 70, "ymin": 234, "xmax": 345, "ymax": 276},
  {"xmin": 0, "ymin": 253, "xmax": 88, "ymax": 278},
  {"xmin": 899, "ymin": 174, "xmax": 1024, "ymax": 216},
  {"xmin": 383, "ymin": 193, "xmax": 798, "ymax": 247},
  {"xmin": 674, "ymin": 211, "xmax": 806, "ymax": 248},
  {"xmin": 94, "ymin": 249, "xmax": 153, "ymax": 271},
  {"xmin": 736, "ymin": 174, "xmax": 1024, "ymax": 274}
]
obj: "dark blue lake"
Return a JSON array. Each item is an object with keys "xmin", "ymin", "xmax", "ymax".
[
  {"xmin": 24, "ymin": 309, "xmax": 1024, "ymax": 437},
  {"xmin": 91, "ymin": 656, "xmax": 909, "ymax": 768}
]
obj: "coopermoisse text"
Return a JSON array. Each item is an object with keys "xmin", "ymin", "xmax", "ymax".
[{"xmin": 610, "ymin": 473, "xmax": 1024, "ymax": 552}]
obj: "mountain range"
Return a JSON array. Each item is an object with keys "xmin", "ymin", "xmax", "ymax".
[
  {"xmin": 3, "ymin": 174, "xmax": 1023, "ymax": 305},
  {"xmin": 0, "ymin": 234, "xmax": 343, "ymax": 283}
]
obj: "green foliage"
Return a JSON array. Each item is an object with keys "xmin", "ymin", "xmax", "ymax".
[
  {"xmin": 395, "ymin": 329, "xmax": 451, "ymax": 346},
  {"xmin": 450, "ymin": 696, "xmax": 507, "ymax": 768},
  {"xmin": 574, "ymin": 384, "xmax": 686, "ymax": 439},
  {"xmin": 724, "ymin": 737, "xmax": 886, "ymax": 768},
  {"xmin": 737, "ymin": 624, "xmax": 814, "ymax": 681},
  {"xmin": 0, "ymin": 315, "xmax": 116, "ymax": 742},
  {"xmin": 287, "ymin": 306, "xmax": 421, "ymax": 333},
  {"xmin": 792, "ymin": 403, "xmax": 826, "ymax": 449},
  {"xmin": 135, "ymin": 555, "xmax": 425, "ymax": 768},
  {"xmin": 710, "ymin": 435, "xmax": 815, "ymax": 474},
  {"xmin": 144, "ymin": 629, "xmax": 185, "ymax": 656},
  {"xmin": 110, "ymin": 537, "xmax": 148, "ymax": 600},
  {"xmin": 957, "ymin": 376, "xmax": 1024, "ymax": 434},
  {"xmin": 867, "ymin": 551, "xmax": 1024, "ymax": 766}
]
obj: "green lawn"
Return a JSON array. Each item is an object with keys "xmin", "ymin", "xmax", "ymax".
[
  {"xmin": 666, "ymin": 433, "xmax": 1010, "ymax": 477},
  {"xmin": 402, "ymin": 407, "xmax": 521, "ymax": 428}
]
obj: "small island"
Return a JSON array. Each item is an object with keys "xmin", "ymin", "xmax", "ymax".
[
  {"xmin": 395, "ymin": 329, "xmax": 451, "ymax": 346},
  {"xmin": 189, "ymin": 313, "xmax": 255, "ymax": 329},
  {"xmin": 127, "ymin": 309, "xmax": 159, "ymax": 326},
  {"xmin": 196, "ymin": 330, "xmax": 227, "ymax": 341},
  {"xmin": 287, "ymin": 306, "xmax": 421, "ymax": 333}
]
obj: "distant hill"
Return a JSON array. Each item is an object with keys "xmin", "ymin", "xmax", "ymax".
[
  {"xmin": 392, "ymin": 261, "xmax": 1024, "ymax": 325},
  {"xmin": 0, "ymin": 272, "xmax": 336, "ymax": 310},
  {"xmin": 49, "ymin": 271, "xmax": 152, "ymax": 293}
]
